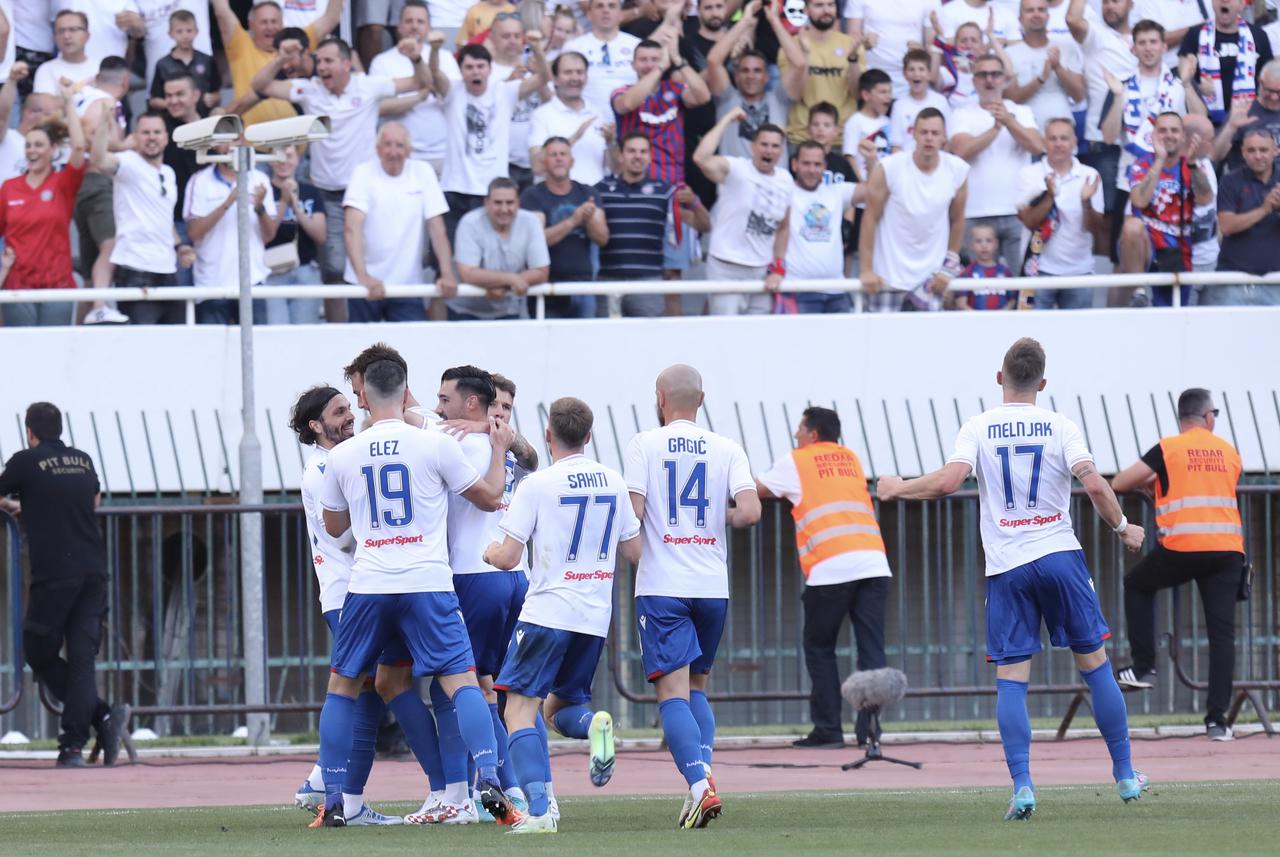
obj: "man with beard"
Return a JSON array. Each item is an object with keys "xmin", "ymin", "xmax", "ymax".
[
  {"xmin": 288, "ymin": 385, "xmax": 410, "ymax": 825},
  {"xmin": 781, "ymin": 141, "xmax": 864, "ymax": 312},
  {"xmin": 693, "ymin": 108, "xmax": 795, "ymax": 315},
  {"xmin": 780, "ymin": 0, "xmax": 858, "ymax": 147},
  {"xmin": 91, "ymin": 111, "xmax": 192, "ymax": 325}
]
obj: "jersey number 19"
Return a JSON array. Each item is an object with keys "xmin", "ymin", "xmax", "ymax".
[{"xmin": 361, "ymin": 463, "xmax": 414, "ymax": 528}]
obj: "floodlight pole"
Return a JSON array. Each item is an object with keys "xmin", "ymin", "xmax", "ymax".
[{"xmin": 234, "ymin": 142, "xmax": 268, "ymax": 747}]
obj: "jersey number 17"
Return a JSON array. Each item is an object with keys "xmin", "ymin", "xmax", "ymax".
[{"xmin": 994, "ymin": 444, "xmax": 1044, "ymax": 511}]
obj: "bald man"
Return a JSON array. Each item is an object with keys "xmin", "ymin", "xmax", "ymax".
[
  {"xmin": 342, "ymin": 122, "xmax": 456, "ymax": 323},
  {"xmin": 622, "ymin": 364, "xmax": 761, "ymax": 829}
]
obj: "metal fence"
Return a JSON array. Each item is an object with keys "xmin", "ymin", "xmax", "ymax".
[{"xmin": 1, "ymin": 483, "xmax": 1275, "ymax": 740}]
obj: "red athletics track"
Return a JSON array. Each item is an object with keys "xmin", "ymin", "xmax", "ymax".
[{"xmin": 0, "ymin": 735, "xmax": 1275, "ymax": 812}]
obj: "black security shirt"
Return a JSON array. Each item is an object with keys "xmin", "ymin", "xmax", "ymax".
[{"xmin": 0, "ymin": 441, "xmax": 106, "ymax": 582}]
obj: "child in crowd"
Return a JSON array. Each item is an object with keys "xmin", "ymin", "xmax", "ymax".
[
  {"xmin": 148, "ymin": 10, "xmax": 222, "ymax": 111},
  {"xmin": 889, "ymin": 48, "xmax": 951, "ymax": 153},
  {"xmin": 843, "ymin": 68, "xmax": 893, "ymax": 184},
  {"xmin": 807, "ymin": 103, "xmax": 855, "ymax": 185},
  {"xmin": 545, "ymin": 5, "xmax": 581, "ymax": 59},
  {"xmin": 948, "ymin": 223, "xmax": 1018, "ymax": 310}
]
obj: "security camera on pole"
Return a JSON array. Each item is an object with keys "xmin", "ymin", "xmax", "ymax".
[{"xmin": 174, "ymin": 114, "xmax": 331, "ymax": 747}]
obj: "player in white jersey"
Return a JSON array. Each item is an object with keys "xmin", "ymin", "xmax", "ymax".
[
  {"xmin": 484, "ymin": 397, "xmax": 642, "ymax": 834},
  {"xmin": 877, "ymin": 338, "xmax": 1150, "ymax": 822},
  {"xmin": 410, "ymin": 365, "xmax": 531, "ymax": 824},
  {"xmin": 313, "ymin": 358, "xmax": 521, "ymax": 828},
  {"xmin": 623, "ymin": 364, "xmax": 761, "ymax": 830},
  {"xmin": 289, "ymin": 385, "xmax": 402, "ymax": 825}
]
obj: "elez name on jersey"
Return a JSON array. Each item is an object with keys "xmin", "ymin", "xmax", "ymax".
[
  {"xmin": 369, "ymin": 440, "xmax": 400, "ymax": 456},
  {"xmin": 988, "ymin": 421, "xmax": 1053, "ymax": 440}
]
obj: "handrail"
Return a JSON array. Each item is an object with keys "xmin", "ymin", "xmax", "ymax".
[{"xmin": 0, "ymin": 510, "xmax": 24, "ymax": 714}]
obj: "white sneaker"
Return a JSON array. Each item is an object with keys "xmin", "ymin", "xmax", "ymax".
[
  {"xmin": 676, "ymin": 791, "xmax": 694, "ymax": 828},
  {"xmin": 83, "ymin": 306, "xmax": 130, "ymax": 325},
  {"xmin": 508, "ymin": 813, "xmax": 557, "ymax": 835},
  {"xmin": 442, "ymin": 801, "xmax": 480, "ymax": 825},
  {"xmin": 548, "ymin": 796, "xmax": 560, "ymax": 823},
  {"xmin": 405, "ymin": 799, "xmax": 477, "ymax": 826},
  {"xmin": 345, "ymin": 805, "xmax": 403, "ymax": 826}
]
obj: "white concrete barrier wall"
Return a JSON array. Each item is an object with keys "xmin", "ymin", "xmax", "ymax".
[{"xmin": 1, "ymin": 307, "xmax": 1276, "ymax": 493}]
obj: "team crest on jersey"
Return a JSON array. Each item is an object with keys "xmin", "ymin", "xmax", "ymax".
[
  {"xmin": 351, "ymin": 96, "xmax": 363, "ymax": 107},
  {"xmin": 40, "ymin": 190, "xmax": 53, "ymax": 202},
  {"xmin": 640, "ymin": 184, "xmax": 654, "ymax": 195}
]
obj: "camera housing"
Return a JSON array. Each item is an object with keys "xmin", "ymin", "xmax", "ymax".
[
  {"xmin": 244, "ymin": 115, "xmax": 332, "ymax": 149},
  {"xmin": 172, "ymin": 115, "xmax": 244, "ymax": 150}
]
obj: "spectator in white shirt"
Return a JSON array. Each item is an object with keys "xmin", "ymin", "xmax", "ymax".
[
  {"xmin": 91, "ymin": 110, "xmax": 190, "ymax": 325},
  {"xmin": 253, "ymin": 35, "xmax": 433, "ymax": 321},
  {"xmin": 371, "ymin": 0, "xmax": 463, "ymax": 174},
  {"xmin": 33, "ymin": 10, "xmax": 97, "ymax": 95},
  {"xmin": 1016, "ymin": 117, "xmax": 1104, "ymax": 308},
  {"xmin": 784, "ymin": 141, "xmax": 864, "ymax": 313},
  {"xmin": 693, "ymin": 108, "xmax": 795, "ymax": 315},
  {"xmin": 490, "ymin": 13, "xmax": 553, "ymax": 191},
  {"xmin": 529, "ymin": 51, "xmax": 615, "ymax": 184},
  {"xmin": 845, "ymin": 0, "xmax": 940, "ymax": 98},
  {"xmin": 1135, "ymin": 0, "xmax": 1208, "ymax": 70},
  {"xmin": 859, "ymin": 108, "xmax": 970, "ymax": 311},
  {"xmin": 949, "ymin": 53, "xmax": 1045, "ymax": 272},
  {"xmin": 344, "ymin": 122, "xmax": 456, "ymax": 322},
  {"xmin": 1004, "ymin": 0, "xmax": 1086, "ymax": 131},
  {"xmin": 889, "ymin": 48, "xmax": 952, "ymax": 153},
  {"xmin": 54, "ymin": 1, "xmax": 136, "ymax": 74},
  {"xmin": 432, "ymin": 35, "xmax": 550, "ymax": 239},
  {"xmin": 564, "ymin": 0, "xmax": 640, "ymax": 120},
  {"xmin": 183, "ymin": 148, "xmax": 279, "ymax": 324},
  {"xmin": 12, "ymin": 0, "xmax": 54, "ymax": 102},
  {"xmin": 1066, "ymin": 0, "xmax": 1138, "ymax": 261}
]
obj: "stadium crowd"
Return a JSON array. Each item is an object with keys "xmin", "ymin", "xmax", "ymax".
[{"xmin": 0, "ymin": 0, "xmax": 1278, "ymax": 325}]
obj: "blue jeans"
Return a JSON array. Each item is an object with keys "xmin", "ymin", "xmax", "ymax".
[
  {"xmin": 1, "ymin": 301, "xmax": 74, "ymax": 326},
  {"xmin": 196, "ymin": 298, "xmax": 267, "ymax": 324},
  {"xmin": 1034, "ymin": 284, "xmax": 1095, "ymax": 310},
  {"xmin": 1199, "ymin": 283, "xmax": 1280, "ymax": 306},
  {"xmin": 350, "ymin": 296, "xmax": 427, "ymax": 322},
  {"xmin": 264, "ymin": 262, "xmax": 323, "ymax": 324},
  {"xmin": 796, "ymin": 292, "xmax": 852, "ymax": 314}
]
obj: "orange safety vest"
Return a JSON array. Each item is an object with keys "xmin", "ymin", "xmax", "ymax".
[
  {"xmin": 1153, "ymin": 427, "xmax": 1244, "ymax": 553},
  {"xmin": 790, "ymin": 443, "xmax": 885, "ymax": 578}
]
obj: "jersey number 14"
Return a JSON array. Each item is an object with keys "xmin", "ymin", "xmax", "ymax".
[{"xmin": 663, "ymin": 460, "xmax": 709, "ymax": 527}]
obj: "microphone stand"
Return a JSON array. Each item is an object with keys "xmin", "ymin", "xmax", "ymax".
[{"xmin": 841, "ymin": 708, "xmax": 923, "ymax": 771}]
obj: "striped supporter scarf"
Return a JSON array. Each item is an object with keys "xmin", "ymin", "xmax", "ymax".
[
  {"xmin": 1121, "ymin": 70, "xmax": 1180, "ymax": 158},
  {"xmin": 1197, "ymin": 18, "xmax": 1258, "ymax": 123}
]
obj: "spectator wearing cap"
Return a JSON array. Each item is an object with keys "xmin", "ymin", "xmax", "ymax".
[
  {"xmin": 211, "ymin": 0, "xmax": 342, "ymax": 126},
  {"xmin": 371, "ymin": 0, "xmax": 463, "ymax": 175},
  {"xmin": 344, "ymin": 123, "xmax": 455, "ymax": 322},
  {"xmin": 1206, "ymin": 128, "xmax": 1280, "ymax": 305},
  {"xmin": 451, "ymin": 177, "xmax": 551, "ymax": 321},
  {"xmin": 254, "ymin": 35, "xmax": 435, "ymax": 323}
]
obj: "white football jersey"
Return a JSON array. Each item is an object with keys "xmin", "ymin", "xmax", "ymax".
[
  {"xmin": 947, "ymin": 403, "xmax": 1093, "ymax": 576},
  {"xmin": 624, "ymin": 420, "xmax": 755, "ymax": 599},
  {"xmin": 446, "ymin": 431, "xmax": 527, "ymax": 574},
  {"xmin": 501, "ymin": 454, "xmax": 640, "ymax": 637},
  {"xmin": 300, "ymin": 447, "xmax": 355, "ymax": 613},
  {"xmin": 319, "ymin": 419, "xmax": 482, "ymax": 593}
]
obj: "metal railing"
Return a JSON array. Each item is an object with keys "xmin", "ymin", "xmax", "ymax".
[
  {"xmin": 1, "ymin": 270, "xmax": 1277, "ymax": 323},
  {"xmin": 1, "ymin": 485, "xmax": 1275, "ymax": 739}
]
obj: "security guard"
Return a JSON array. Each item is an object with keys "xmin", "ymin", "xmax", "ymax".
[
  {"xmin": 0, "ymin": 402, "xmax": 123, "ymax": 767},
  {"xmin": 1112, "ymin": 388, "xmax": 1245, "ymax": 741},
  {"xmin": 756, "ymin": 407, "xmax": 892, "ymax": 749}
]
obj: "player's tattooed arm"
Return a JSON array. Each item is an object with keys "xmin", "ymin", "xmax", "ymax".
[
  {"xmin": 510, "ymin": 434, "xmax": 539, "ymax": 472},
  {"xmin": 1072, "ymin": 460, "xmax": 1145, "ymax": 552}
]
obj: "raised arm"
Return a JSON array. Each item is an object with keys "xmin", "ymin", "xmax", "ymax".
[
  {"xmin": 460, "ymin": 419, "xmax": 517, "ymax": 511},
  {"xmin": 61, "ymin": 84, "xmax": 87, "ymax": 170},
  {"xmin": 692, "ymin": 106, "xmax": 744, "ymax": 183},
  {"xmin": 428, "ymin": 33, "xmax": 450, "ymax": 98},
  {"xmin": 779, "ymin": 23, "xmax": 809, "ymax": 100},
  {"xmin": 312, "ymin": 0, "xmax": 344, "ymax": 40},
  {"xmin": 706, "ymin": 1, "xmax": 760, "ymax": 96},
  {"xmin": 91, "ymin": 116, "xmax": 120, "ymax": 175},
  {"xmin": 252, "ymin": 54, "xmax": 295, "ymax": 101},
  {"xmin": 1099, "ymin": 70, "xmax": 1125, "ymax": 144},
  {"xmin": 211, "ymin": 0, "xmax": 243, "ymax": 50},
  {"xmin": 1066, "ymin": 0, "xmax": 1090, "ymax": 44},
  {"xmin": 876, "ymin": 462, "xmax": 973, "ymax": 501},
  {"xmin": 519, "ymin": 31, "xmax": 550, "ymax": 101},
  {"xmin": 612, "ymin": 49, "xmax": 668, "ymax": 115}
]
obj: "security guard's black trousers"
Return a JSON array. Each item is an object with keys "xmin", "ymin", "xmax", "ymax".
[
  {"xmin": 802, "ymin": 577, "xmax": 890, "ymax": 744},
  {"xmin": 24, "ymin": 575, "xmax": 111, "ymax": 751},
  {"xmin": 1123, "ymin": 547, "xmax": 1241, "ymax": 726}
]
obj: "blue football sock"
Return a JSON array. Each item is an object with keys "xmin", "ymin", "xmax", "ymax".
[
  {"xmin": 1081, "ymin": 661, "xmax": 1134, "ymax": 782},
  {"xmin": 996, "ymin": 678, "xmax": 1033, "ymax": 793},
  {"xmin": 508, "ymin": 727, "xmax": 550, "ymax": 816},
  {"xmin": 387, "ymin": 690, "xmax": 446, "ymax": 791},
  {"xmin": 535, "ymin": 710, "xmax": 553, "ymax": 784},
  {"xmin": 429, "ymin": 679, "xmax": 469, "ymax": 786},
  {"xmin": 659, "ymin": 697, "xmax": 706, "ymax": 788},
  {"xmin": 344, "ymin": 689, "xmax": 384, "ymax": 797},
  {"xmin": 453, "ymin": 685, "xmax": 499, "ymax": 783},
  {"xmin": 689, "ymin": 690, "xmax": 716, "ymax": 769},
  {"xmin": 490, "ymin": 703, "xmax": 519, "ymax": 791},
  {"xmin": 551, "ymin": 704, "xmax": 593, "ymax": 740},
  {"xmin": 318, "ymin": 692, "xmax": 356, "ymax": 811}
]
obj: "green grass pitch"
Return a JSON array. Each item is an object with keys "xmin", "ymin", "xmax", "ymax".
[{"xmin": 1, "ymin": 783, "xmax": 1275, "ymax": 857}]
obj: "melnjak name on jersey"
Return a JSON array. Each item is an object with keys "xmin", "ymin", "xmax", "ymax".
[{"xmin": 987, "ymin": 421, "xmax": 1054, "ymax": 440}]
